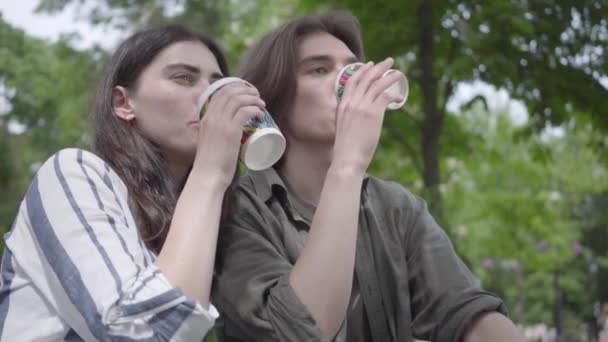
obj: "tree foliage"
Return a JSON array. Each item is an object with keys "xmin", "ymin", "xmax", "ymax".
[{"xmin": 1, "ymin": 1, "xmax": 607, "ymax": 336}]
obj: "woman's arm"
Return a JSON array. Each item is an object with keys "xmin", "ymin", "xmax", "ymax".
[
  {"xmin": 14, "ymin": 149, "xmax": 216, "ymax": 341},
  {"xmin": 155, "ymin": 81, "xmax": 265, "ymax": 307}
]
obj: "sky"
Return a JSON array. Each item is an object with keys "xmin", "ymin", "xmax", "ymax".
[
  {"xmin": 0, "ymin": 0, "xmax": 532, "ymax": 129},
  {"xmin": 0, "ymin": 0, "xmax": 123, "ymax": 50}
]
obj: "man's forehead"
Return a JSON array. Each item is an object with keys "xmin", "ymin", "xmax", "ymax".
[{"xmin": 297, "ymin": 33, "xmax": 356, "ymax": 62}]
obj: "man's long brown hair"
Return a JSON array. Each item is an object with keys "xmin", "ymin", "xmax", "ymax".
[
  {"xmin": 238, "ymin": 11, "xmax": 365, "ymax": 132},
  {"xmin": 93, "ymin": 24, "xmax": 235, "ymax": 253}
]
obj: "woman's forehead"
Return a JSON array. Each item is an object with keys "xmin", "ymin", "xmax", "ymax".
[{"xmin": 154, "ymin": 41, "xmax": 220, "ymax": 72}]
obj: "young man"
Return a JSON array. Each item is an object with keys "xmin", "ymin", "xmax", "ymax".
[{"xmin": 212, "ymin": 11, "xmax": 525, "ymax": 342}]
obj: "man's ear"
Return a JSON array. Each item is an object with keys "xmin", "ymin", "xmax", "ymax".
[{"xmin": 112, "ymin": 86, "xmax": 136, "ymax": 121}]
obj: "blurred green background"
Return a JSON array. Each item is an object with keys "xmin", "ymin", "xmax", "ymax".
[{"xmin": 1, "ymin": 0, "xmax": 607, "ymax": 340}]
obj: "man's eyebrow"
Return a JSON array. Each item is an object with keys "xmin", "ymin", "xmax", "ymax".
[
  {"xmin": 344, "ymin": 56, "xmax": 360, "ymax": 64},
  {"xmin": 298, "ymin": 55, "xmax": 332, "ymax": 65},
  {"xmin": 164, "ymin": 63, "xmax": 201, "ymax": 73},
  {"xmin": 298, "ymin": 55, "xmax": 360, "ymax": 66}
]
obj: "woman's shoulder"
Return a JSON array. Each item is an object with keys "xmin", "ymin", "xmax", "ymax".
[
  {"xmin": 38, "ymin": 148, "xmax": 105, "ymax": 171},
  {"xmin": 34, "ymin": 148, "xmax": 117, "ymax": 180},
  {"xmin": 34, "ymin": 148, "xmax": 126, "ymax": 196}
]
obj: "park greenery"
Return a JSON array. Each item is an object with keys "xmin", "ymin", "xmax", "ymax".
[{"xmin": 1, "ymin": 0, "xmax": 607, "ymax": 340}]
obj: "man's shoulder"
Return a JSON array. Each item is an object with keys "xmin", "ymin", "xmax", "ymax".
[
  {"xmin": 235, "ymin": 172, "xmax": 264, "ymax": 200},
  {"xmin": 365, "ymin": 175, "xmax": 421, "ymax": 210},
  {"xmin": 237, "ymin": 171, "xmax": 258, "ymax": 191},
  {"xmin": 230, "ymin": 172, "xmax": 273, "ymax": 217}
]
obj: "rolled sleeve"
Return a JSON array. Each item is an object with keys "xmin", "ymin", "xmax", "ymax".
[
  {"xmin": 404, "ymin": 195, "xmax": 508, "ymax": 341},
  {"xmin": 433, "ymin": 288, "xmax": 507, "ymax": 342},
  {"xmin": 212, "ymin": 194, "xmax": 325, "ymax": 342},
  {"xmin": 105, "ymin": 265, "xmax": 219, "ymax": 340}
]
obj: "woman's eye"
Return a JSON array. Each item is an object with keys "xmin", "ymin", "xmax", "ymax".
[{"xmin": 174, "ymin": 74, "xmax": 195, "ymax": 84}]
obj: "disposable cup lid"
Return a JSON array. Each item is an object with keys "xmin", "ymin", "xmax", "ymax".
[{"xmin": 241, "ymin": 127, "xmax": 286, "ymax": 170}]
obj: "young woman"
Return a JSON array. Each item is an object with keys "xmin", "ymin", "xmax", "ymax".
[{"xmin": 0, "ymin": 24, "xmax": 265, "ymax": 341}]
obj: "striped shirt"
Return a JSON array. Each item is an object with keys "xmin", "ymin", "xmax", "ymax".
[{"xmin": 0, "ymin": 148, "xmax": 218, "ymax": 341}]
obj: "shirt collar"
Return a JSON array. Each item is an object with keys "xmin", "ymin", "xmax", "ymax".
[
  {"xmin": 247, "ymin": 167, "xmax": 286, "ymax": 203},
  {"xmin": 246, "ymin": 167, "xmax": 371, "ymax": 204}
]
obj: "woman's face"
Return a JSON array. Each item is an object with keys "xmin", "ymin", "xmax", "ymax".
[{"xmin": 118, "ymin": 40, "xmax": 224, "ymax": 164}]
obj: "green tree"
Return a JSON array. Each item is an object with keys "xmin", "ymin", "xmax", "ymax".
[
  {"xmin": 2, "ymin": 3, "xmax": 607, "ymax": 337},
  {"xmin": 294, "ymin": 0, "xmax": 608, "ymax": 225},
  {"xmin": 436, "ymin": 104, "xmax": 608, "ymax": 332},
  {"xmin": 0, "ymin": 17, "xmax": 101, "ymax": 228},
  {"xmin": 35, "ymin": 0, "xmax": 297, "ymax": 68},
  {"xmin": 36, "ymin": 0, "xmax": 608, "ymax": 225}
]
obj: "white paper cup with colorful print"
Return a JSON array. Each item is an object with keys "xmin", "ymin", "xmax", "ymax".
[
  {"xmin": 198, "ymin": 77, "xmax": 286, "ymax": 171},
  {"xmin": 335, "ymin": 62, "xmax": 409, "ymax": 110}
]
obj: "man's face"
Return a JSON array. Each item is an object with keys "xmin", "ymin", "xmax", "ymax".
[{"xmin": 286, "ymin": 32, "xmax": 358, "ymax": 146}]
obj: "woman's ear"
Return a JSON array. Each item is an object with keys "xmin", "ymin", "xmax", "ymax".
[{"xmin": 112, "ymin": 86, "xmax": 136, "ymax": 121}]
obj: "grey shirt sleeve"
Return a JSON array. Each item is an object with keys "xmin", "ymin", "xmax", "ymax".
[
  {"xmin": 212, "ymin": 191, "xmax": 326, "ymax": 342},
  {"xmin": 402, "ymin": 194, "xmax": 508, "ymax": 341}
]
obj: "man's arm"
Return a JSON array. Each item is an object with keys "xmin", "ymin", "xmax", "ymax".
[
  {"xmin": 463, "ymin": 312, "xmax": 525, "ymax": 342},
  {"xmin": 396, "ymin": 189, "xmax": 512, "ymax": 341}
]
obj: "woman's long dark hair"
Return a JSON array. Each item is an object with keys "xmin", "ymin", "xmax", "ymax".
[{"xmin": 93, "ymin": 24, "xmax": 235, "ymax": 253}]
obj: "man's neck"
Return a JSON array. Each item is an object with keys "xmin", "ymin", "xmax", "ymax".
[{"xmin": 278, "ymin": 140, "xmax": 333, "ymax": 207}]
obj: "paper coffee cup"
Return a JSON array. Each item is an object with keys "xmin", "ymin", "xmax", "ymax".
[
  {"xmin": 335, "ymin": 62, "xmax": 409, "ymax": 110},
  {"xmin": 198, "ymin": 77, "xmax": 286, "ymax": 170}
]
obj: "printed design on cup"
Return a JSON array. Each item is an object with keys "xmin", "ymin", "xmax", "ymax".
[
  {"xmin": 241, "ymin": 110, "xmax": 277, "ymax": 144},
  {"xmin": 197, "ymin": 76, "xmax": 286, "ymax": 170},
  {"xmin": 200, "ymin": 98, "xmax": 211, "ymax": 119},
  {"xmin": 336, "ymin": 63, "xmax": 364, "ymax": 101}
]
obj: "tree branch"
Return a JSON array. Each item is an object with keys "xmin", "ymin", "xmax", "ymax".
[
  {"xmin": 403, "ymin": 110, "xmax": 422, "ymax": 129},
  {"xmin": 441, "ymin": 79, "xmax": 455, "ymax": 115},
  {"xmin": 440, "ymin": 35, "xmax": 460, "ymax": 115},
  {"xmin": 384, "ymin": 123, "xmax": 423, "ymax": 175}
]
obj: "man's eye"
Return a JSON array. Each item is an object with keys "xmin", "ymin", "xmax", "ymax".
[{"xmin": 310, "ymin": 67, "xmax": 328, "ymax": 75}]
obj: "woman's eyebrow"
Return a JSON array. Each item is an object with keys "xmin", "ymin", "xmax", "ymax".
[{"xmin": 163, "ymin": 63, "xmax": 201, "ymax": 74}]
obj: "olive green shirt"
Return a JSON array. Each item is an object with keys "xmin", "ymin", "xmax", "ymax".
[{"xmin": 212, "ymin": 168, "xmax": 507, "ymax": 342}]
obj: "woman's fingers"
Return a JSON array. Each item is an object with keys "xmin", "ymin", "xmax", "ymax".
[
  {"xmin": 233, "ymin": 106, "xmax": 265, "ymax": 126},
  {"xmin": 225, "ymin": 94, "xmax": 265, "ymax": 119},
  {"xmin": 204, "ymin": 82, "xmax": 264, "ymax": 120}
]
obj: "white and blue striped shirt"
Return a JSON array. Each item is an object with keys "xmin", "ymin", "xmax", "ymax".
[{"xmin": 0, "ymin": 148, "xmax": 218, "ymax": 341}]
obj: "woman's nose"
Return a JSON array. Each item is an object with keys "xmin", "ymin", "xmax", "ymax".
[
  {"xmin": 199, "ymin": 78, "xmax": 211, "ymax": 92},
  {"xmin": 195, "ymin": 79, "xmax": 212, "ymax": 100}
]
